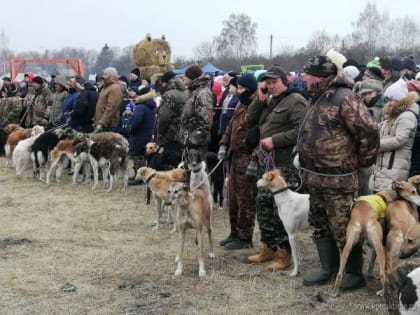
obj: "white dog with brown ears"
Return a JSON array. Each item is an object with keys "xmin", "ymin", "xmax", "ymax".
[
  {"xmin": 257, "ymin": 169, "xmax": 309, "ymax": 276},
  {"xmin": 167, "ymin": 181, "xmax": 215, "ymax": 277}
]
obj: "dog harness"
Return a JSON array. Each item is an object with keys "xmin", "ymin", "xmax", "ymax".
[{"xmin": 356, "ymin": 195, "xmax": 387, "ymax": 218}]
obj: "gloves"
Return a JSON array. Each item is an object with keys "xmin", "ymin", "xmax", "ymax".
[
  {"xmin": 245, "ymin": 160, "xmax": 258, "ymax": 178},
  {"xmin": 94, "ymin": 124, "xmax": 103, "ymax": 133},
  {"xmin": 218, "ymin": 145, "xmax": 227, "ymax": 160}
]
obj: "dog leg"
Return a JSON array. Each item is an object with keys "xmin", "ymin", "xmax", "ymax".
[
  {"xmin": 368, "ymin": 222, "xmax": 386, "ymax": 296},
  {"xmin": 91, "ymin": 161, "xmax": 99, "ymax": 190},
  {"xmin": 197, "ymin": 226, "xmax": 206, "ymax": 277},
  {"xmin": 332, "ymin": 228, "xmax": 357, "ymax": 297},
  {"xmin": 46, "ymin": 159, "xmax": 58, "ymax": 185},
  {"xmin": 207, "ymin": 221, "xmax": 215, "ymax": 259},
  {"xmin": 366, "ymin": 250, "xmax": 377, "ymax": 279},
  {"xmin": 152, "ymin": 198, "xmax": 163, "ymax": 230},
  {"xmin": 73, "ymin": 161, "xmax": 82, "ymax": 185},
  {"xmin": 288, "ymin": 234, "xmax": 299, "ymax": 277},
  {"xmin": 175, "ymin": 228, "xmax": 185, "ymax": 276},
  {"xmin": 169, "ymin": 205, "xmax": 178, "ymax": 235}
]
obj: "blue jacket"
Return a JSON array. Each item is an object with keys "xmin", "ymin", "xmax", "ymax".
[
  {"xmin": 60, "ymin": 90, "xmax": 80, "ymax": 124},
  {"xmin": 129, "ymin": 97, "xmax": 157, "ymax": 154}
]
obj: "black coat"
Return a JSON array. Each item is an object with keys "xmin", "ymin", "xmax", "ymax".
[{"xmin": 70, "ymin": 83, "xmax": 98, "ymax": 132}]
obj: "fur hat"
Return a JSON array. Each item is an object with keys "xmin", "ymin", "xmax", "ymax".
[
  {"xmin": 54, "ymin": 75, "xmax": 68, "ymax": 89},
  {"xmin": 326, "ymin": 48, "xmax": 347, "ymax": 70},
  {"xmin": 161, "ymin": 71, "xmax": 176, "ymax": 83},
  {"xmin": 32, "ymin": 76, "xmax": 44, "ymax": 86},
  {"xmin": 356, "ymin": 79, "xmax": 383, "ymax": 96},
  {"xmin": 303, "ymin": 56, "xmax": 338, "ymax": 77},
  {"xmin": 103, "ymin": 67, "xmax": 118, "ymax": 78},
  {"xmin": 261, "ymin": 66, "xmax": 288, "ymax": 85},
  {"xmin": 343, "ymin": 65, "xmax": 360, "ymax": 81},
  {"xmin": 402, "ymin": 56, "xmax": 417, "ymax": 72},
  {"xmin": 130, "ymin": 68, "xmax": 141, "ymax": 77},
  {"xmin": 5, "ymin": 83, "xmax": 18, "ymax": 96},
  {"xmin": 185, "ymin": 65, "xmax": 203, "ymax": 80},
  {"xmin": 237, "ymin": 73, "xmax": 258, "ymax": 94},
  {"xmin": 138, "ymin": 86, "xmax": 150, "ymax": 96},
  {"xmin": 364, "ymin": 67, "xmax": 384, "ymax": 81},
  {"xmin": 383, "ymin": 78, "xmax": 408, "ymax": 101}
]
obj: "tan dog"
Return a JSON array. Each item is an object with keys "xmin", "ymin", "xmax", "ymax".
[
  {"xmin": 386, "ymin": 176, "xmax": 420, "ymax": 265},
  {"xmin": 135, "ymin": 167, "xmax": 186, "ymax": 230},
  {"xmin": 332, "ymin": 180, "xmax": 420, "ymax": 297},
  {"xmin": 167, "ymin": 181, "xmax": 215, "ymax": 277},
  {"xmin": 46, "ymin": 139, "xmax": 77, "ymax": 184}
]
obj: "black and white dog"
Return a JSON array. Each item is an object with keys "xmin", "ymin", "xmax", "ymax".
[{"xmin": 400, "ymin": 266, "xmax": 420, "ymax": 315}]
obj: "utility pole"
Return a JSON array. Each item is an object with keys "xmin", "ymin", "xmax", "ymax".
[{"xmin": 270, "ymin": 34, "xmax": 273, "ymax": 59}]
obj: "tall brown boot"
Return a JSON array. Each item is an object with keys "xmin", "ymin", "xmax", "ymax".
[
  {"xmin": 248, "ymin": 243, "xmax": 275, "ymax": 263},
  {"xmin": 267, "ymin": 249, "xmax": 291, "ymax": 271}
]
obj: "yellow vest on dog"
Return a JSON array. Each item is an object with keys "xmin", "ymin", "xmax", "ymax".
[{"xmin": 356, "ymin": 195, "xmax": 387, "ymax": 218}]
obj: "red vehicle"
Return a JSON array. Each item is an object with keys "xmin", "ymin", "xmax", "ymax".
[{"xmin": 10, "ymin": 58, "xmax": 84, "ymax": 81}]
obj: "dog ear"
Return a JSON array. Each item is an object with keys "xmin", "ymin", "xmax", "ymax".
[{"xmin": 265, "ymin": 172, "xmax": 274, "ymax": 181}]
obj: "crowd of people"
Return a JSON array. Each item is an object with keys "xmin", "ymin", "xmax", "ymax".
[{"xmin": 1, "ymin": 52, "xmax": 420, "ymax": 293}]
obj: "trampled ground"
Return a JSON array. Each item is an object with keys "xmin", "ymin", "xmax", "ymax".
[{"xmin": 0, "ymin": 158, "xmax": 388, "ymax": 315}]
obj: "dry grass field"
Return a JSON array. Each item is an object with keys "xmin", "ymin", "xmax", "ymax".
[{"xmin": 0, "ymin": 158, "xmax": 390, "ymax": 315}]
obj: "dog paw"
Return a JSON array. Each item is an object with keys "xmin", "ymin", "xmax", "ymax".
[
  {"xmin": 169, "ymin": 228, "xmax": 177, "ymax": 235},
  {"xmin": 199, "ymin": 270, "xmax": 206, "ymax": 277},
  {"xmin": 152, "ymin": 225, "xmax": 160, "ymax": 231},
  {"xmin": 174, "ymin": 269, "xmax": 182, "ymax": 276},
  {"xmin": 209, "ymin": 253, "xmax": 215, "ymax": 259},
  {"xmin": 288, "ymin": 270, "xmax": 298, "ymax": 277},
  {"xmin": 376, "ymin": 289, "xmax": 384, "ymax": 297}
]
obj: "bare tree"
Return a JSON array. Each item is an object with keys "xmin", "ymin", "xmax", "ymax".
[
  {"xmin": 194, "ymin": 40, "xmax": 217, "ymax": 62},
  {"xmin": 305, "ymin": 30, "xmax": 333, "ymax": 55},
  {"xmin": 214, "ymin": 13, "xmax": 257, "ymax": 59},
  {"xmin": 351, "ymin": 1, "xmax": 382, "ymax": 56},
  {"xmin": 390, "ymin": 16, "xmax": 420, "ymax": 53}
]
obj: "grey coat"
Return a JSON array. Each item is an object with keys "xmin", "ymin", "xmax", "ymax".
[{"xmin": 369, "ymin": 92, "xmax": 419, "ymax": 191}]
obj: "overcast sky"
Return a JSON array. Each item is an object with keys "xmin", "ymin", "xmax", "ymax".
[{"xmin": 1, "ymin": 0, "xmax": 419, "ymax": 58}]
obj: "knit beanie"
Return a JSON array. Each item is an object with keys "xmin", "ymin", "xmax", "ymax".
[
  {"xmin": 303, "ymin": 56, "xmax": 338, "ymax": 77},
  {"xmin": 130, "ymin": 68, "xmax": 141, "ymax": 77},
  {"xmin": 343, "ymin": 65, "xmax": 360, "ymax": 81},
  {"xmin": 237, "ymin": 73, "xmax": 258, "ymax": 94},
  {"xmin": 161, "ymin": 71, "xmax": 176, "ymax": 83},
  {"xmin": 364, "ymin": 67, "xmax": 384, "ymax": 81},
  {"xmin": 32, "ymin": 76, "xmax": 44, "ymax": 85},
  {"xmin": 184, "ymin": 65, "xmax": 203, "ymax": 80},
  {"xmin": 103, "ymin": 67, "xmax": 118, "ymax": 78},
  {"xmin": 402, "ymin": 56, "xmax": 417, "ymax": 72},
  {"xmin": 383, "ymin": 78, "xmax": 408, "ymax": 101}
]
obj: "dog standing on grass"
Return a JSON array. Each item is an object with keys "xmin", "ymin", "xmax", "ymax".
[
  {"xmin": 167, "ymin": 181, "xmax": 215, "ymax": 277},
  {"xmin": 256, "ymin": 169, "xmax": 309, "ymax": 276}
]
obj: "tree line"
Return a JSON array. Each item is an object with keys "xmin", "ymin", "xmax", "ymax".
[{"xmin": 0, "ymin": 1, "xmax": 419, "ymax": 77}]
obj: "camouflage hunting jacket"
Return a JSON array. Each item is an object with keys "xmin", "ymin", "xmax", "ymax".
[
  {"xmin": 156, "ymin": 76, "xmax": 188, "ymax": 145},
  {"xmin": 297, "ymin": 74, "xmax": 379, "ymax": 193},
  {"xmin": 181, "ymin": 75, "xmax": 215, "ymax": 146},
  {"xmin": 23, "ymin": 87, "xmax": 52, "ymax": 127},
  {"xmin": 0, "ymin": 96, "xmax": 23, "ymax": 128}
]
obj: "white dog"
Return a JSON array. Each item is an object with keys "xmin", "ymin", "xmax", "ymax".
[{"xmin": 257, "ymin": 169, "xmax": 310, "ymax": 276}]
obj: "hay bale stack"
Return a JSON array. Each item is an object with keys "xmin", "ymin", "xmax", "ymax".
[{"xmin": 132, "ymin": 34, "xmax": 174, "ymax": 81}]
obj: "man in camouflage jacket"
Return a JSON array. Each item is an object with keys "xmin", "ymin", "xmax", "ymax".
[
  {"xmin": 22, "ymin": 76, "xmax": 51, "ymax": 127},
  {"xmin": 156, "ymin": 72, "xmax": 188, "ymax": 168},
  {"xmin": 181, "ymin": 65, "xmax": 215, "ymax": 157},
  {"xmin": 297, "ymin": 56, "xmax": 379, "ymax": 291},
  {"xmin": 0, "ymin": 84, "xmax": 23, "ymax": 128}
]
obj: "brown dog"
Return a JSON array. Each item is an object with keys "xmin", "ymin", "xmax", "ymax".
[
  {"xmin": 135, "ymin": 167, "xmax": 186, "ymax": 230},
  {"xmin": 4, "ymin": 124, "xmax": 32, "ymax": 167},
  {"xmin": 167, "ymin": 181, "xmax": 215, "ymax": 277},
  {"xmin": 386, "ymin": 176, "xmax": 420, "ymax": 265},
  {"xmin": 332, "ymin": 180, "xmax": 420, "ymax": 297}
]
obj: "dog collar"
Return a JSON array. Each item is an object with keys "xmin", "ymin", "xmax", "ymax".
[
  {"xmin": 272, "ymin": 187, "xmax": 288, "ymax": 195},
  {"xmin": 145, "ymin": 172, "xmax": 157, "ymax": 184}
]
